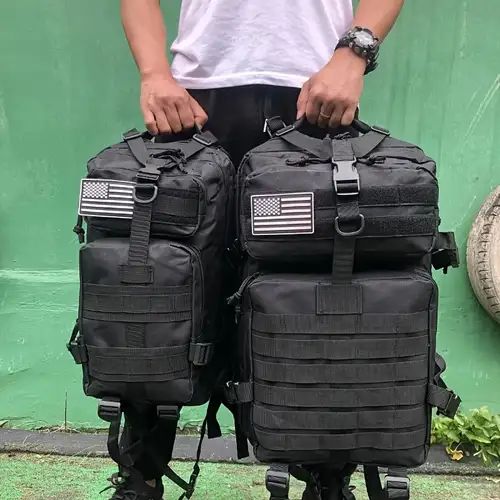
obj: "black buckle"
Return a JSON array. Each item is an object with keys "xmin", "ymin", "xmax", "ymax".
[
  {"xmin": 266, "ymin": 468, "xmax": 290, "ymax": 498},
  {"xmin": 193, "ymin": 131, "xmax": 217, "ymax": 147},
  {"xmin": 438, "ymin": 391, "xmax": 461, "ymax": 418},
  {"xmin": 333, "ymin": 159, "xmax": 360, "ymax": 196},
  {"xmin": 335, "ymin": 214, "xmax": 365, "ymax": 237},
  {"xmin": 98, "ymin": 398, "xmax": 121, "ymax": 423},
  {"xmin": 136, "ymin": 162, "xmax": 162, "ymax": 182},
  {"xmin": 122, "ymin": 129, "xmax": 143, "ymax": 141},
  {"xmin": 384, "ymin": 475, "xmax": 410, "ymax": 499},
  {"xmin": 66, "ymin": 341, "xmax": 88, "ymax": 364},
  {"xmin": 189, "ymin": 342, "xmax": 213, "ymax": 366},
  {"xmin": 157, "ymin": 405, "xmax": 180, "ymax": 421},
  {"xmin": 133, "ymin": 183, "xmax": 158, "ymax": 204}
]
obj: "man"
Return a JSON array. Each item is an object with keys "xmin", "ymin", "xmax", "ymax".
[{"xmin": 108, "ymin": 1, "xmax": 404, "ymax": 498}]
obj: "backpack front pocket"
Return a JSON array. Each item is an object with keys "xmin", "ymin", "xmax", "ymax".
[{"xmin": 79, "ymin": 238, "xmax": 205, "ymax": 404}]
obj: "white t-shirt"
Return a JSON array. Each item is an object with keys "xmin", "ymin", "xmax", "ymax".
[{"xmin": 170, "ymin": 0, "xmax": 353, "ymax": 89}]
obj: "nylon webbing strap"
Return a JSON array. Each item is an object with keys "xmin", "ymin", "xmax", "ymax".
[
  {"xmin": 432, "ymin": 231, "xmax": 460, "ymax": 273},
  {"xmin": 211, "ymin": 388, "xmax": 250, "ymax": 459},
  {"xmin": 83, "ymin": 284, "xmax": 192, "ymax": 314},
  {"xmin": 276, "ymin": 124, "xmax": 389, "ymax": 159},
  {"xmin": 277, "ymin": 128, "xmax": 328, "ymax": 158},
  {"xmin": 265, "ymin": 463, "xmax": 290, "ymax": 500},
  {"xmin": 252, "ymin": 332, "xmax": 429, "ymax": 360},
  {"xmin": 427, "ymin": 353, "xmax": 461, "ymax": 417},
  {"xmin": 264, "ymin": 116, "xmax": 286, "ymax": 138},
  {"xmin": 364, "ymin": 466, "xmax": 410, "ymax": 500},
  {"xmin": 82, "ymin": 310, "xmax": 191, "ymax": 323},
  {"xmin": 252, "ymin": 310, "xmax": 430, "ymax": 334},
  {"xmin": 123, "ymin": 129, "xmax": 150, "ymax": 167},
  {"xmin": 87, "ymin": 344, "xmax": 190, "ymax": 382},
  {"xmin": 351, "ymin": 129, "xmax": 389, "ymax": 157},
  {"xmin": 331, "ymin": 139, "xmax": 362, "ymax": 283},
  {"xmin": 122, "ymin": 132, "xmax": 160, "ymax": 349},
  {"xmin": 253, "ymin": 405, "xmax": 426, "ymax": 431},
  {"xmin": 254, "ymin": 357, "xmax": 428, "ymax": 384},
  {"xmin": 224, "ymin": 381, "xmax": 253, "ymax": 403},
  {"xmin": 256, "ymin": 427, "xmax": 426, "ymax": 452},
  {"xmin": 254, "ymin": 382, "xmax": 427, "ymax": 408}
]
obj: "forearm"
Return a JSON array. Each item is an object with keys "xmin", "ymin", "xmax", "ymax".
[
  {"xmin": 352, "ymin": 0, "xmax": 404, "ymax": 40},
  {"xmin": 121, "ymin": 0, "xmax": 172, "ymax": 78}
]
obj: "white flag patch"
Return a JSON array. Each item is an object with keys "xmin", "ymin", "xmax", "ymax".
[
  {"xmin": 251, "ymin": 192, "xmax": 314, "ymax": 235},
  {"xmin": 78, "ymin": 179, "xmax": 135, "ymax": 219}
]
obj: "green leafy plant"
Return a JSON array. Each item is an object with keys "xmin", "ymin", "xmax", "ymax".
[{"xmin": 432, "ymin": 407, "xmax": 500, "ymax": 465}]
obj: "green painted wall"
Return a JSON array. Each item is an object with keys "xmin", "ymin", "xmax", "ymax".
[{"xmin": 0, "ymin": 0, "xmax": 499, "ymax": 430}]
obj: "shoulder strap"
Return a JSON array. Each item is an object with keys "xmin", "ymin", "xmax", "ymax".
[
  {"xmin": 364, "ymin": 466, "xmax": 410, "ymax": 500},
  {"xmin": 427, "ymin": 353, "xmax": 461, "ymax": 418}
]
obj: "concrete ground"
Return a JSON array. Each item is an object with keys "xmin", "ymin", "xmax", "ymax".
[{"xmin": 0, "ymin": 453, "xmax": 499, "ymax": 500}]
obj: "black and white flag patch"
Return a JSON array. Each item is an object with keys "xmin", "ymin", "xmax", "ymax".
[
  {"xmin": 78, "ymin": 179, "xmax": 134, "ymax": 219},
  {"xmin": 251, "ymin": 192, "xmax": 314, "ymax": 235}
]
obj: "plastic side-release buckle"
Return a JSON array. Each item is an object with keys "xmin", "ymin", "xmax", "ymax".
[
  {"xmin": 189, "ymin": 342, "xmax": 214, "ymax": 366},
  {"xmin": 157, "ymin": 405, "xmax": 180, "ymax": 421},
  {"xmin": 333, "ymin": 159, "xmax": 360, "ymax": 197},
  {"xmin": 438, "ymin": 391, "xmax": 461, "ymax": 418},
  {"xmin": 98, "ymin": 398, "xmax": 121, "ymax": 423},
  {"xmin": 383, "ymin": 475, "xmax": 410, "ymax": 499},
  {"xmin": 265, "ymin": 467, "xmax": 290, "ymax": 499}
]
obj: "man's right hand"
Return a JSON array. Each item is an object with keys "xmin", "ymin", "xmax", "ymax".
[{"xmin": 140, "ymin": 74, "xmax": 208, "ymax": 135}]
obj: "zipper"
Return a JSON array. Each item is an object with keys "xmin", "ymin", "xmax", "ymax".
[
  {"xmin": 226, "ymin": 272, "xmax": 261, "ymax": 322},
  {"xmin": 236, "ymin": 152, "xmax": 251, "ymax": 249},
  {"xmin": 170, "ymin": 242, "xmax": 205, "ymax": 343},
  {"xmin": 413, "ymin": 267, "xmax": 438, "ymax": 450}
]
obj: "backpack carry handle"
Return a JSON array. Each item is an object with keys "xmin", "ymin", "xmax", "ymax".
[
  {"xmin": 290, "ymin": 116, "xmax": 384, "ymax": 137},
  {"xmin": 141, "ymin": 123, "xmax": 204, "ymax": 142},
  {"xmin": 275, "ymin": 116, "xmax": 391, "ymax": 160}
]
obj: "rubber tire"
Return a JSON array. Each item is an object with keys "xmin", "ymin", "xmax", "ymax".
[{"xmin": 467, "ymin": 186, "xmax": 500, "ymax": 324}]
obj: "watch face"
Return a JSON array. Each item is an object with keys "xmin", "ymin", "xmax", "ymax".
[{"xmin": 355, "ymin": 30, "xmax": 374, "ymax": 48}]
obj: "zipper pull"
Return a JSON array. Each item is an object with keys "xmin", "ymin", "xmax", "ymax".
[{"xmin": 226, "ymin": 273, "xmax": 260, "ymax": 322}]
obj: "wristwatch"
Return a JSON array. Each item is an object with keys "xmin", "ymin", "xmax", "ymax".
[{"xmin": 335, "ymin": 26, "xmax": 380, "ymax": 74}]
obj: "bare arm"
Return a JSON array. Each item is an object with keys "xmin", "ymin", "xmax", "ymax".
[
  {"xmin": 297, "ymin": 0, "xmax": 405, "ymax": 127},
  {"xmin": 121, "ymin": 0, "xmax": 207, "ymax": 134}
]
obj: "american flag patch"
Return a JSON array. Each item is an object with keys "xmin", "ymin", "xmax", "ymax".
[
  {"xmin": 251, "ymin": 192, "xmax": 314, "ymax": 235},
  {"xmin": 78, "ymin": 179, "xmax": 135, "ymax": 219}
]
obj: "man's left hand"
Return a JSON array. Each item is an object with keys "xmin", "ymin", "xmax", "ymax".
[{"xmin": 297, "ymin": 48, "xmax": 366, "ymax": 129}]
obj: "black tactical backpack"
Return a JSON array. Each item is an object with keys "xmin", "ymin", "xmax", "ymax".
[
  {"xmin": 225, "ymin": 118, "xmax": 460, "ymax": 500},
  {"xmin": 67, "ymin": 129, "xmax": 234, "ymax": 495}
]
